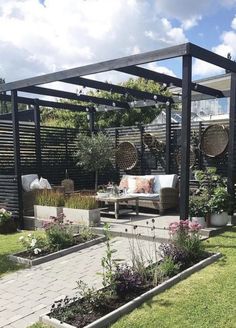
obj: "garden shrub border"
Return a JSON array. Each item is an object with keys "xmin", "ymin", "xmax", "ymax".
[
  {"xmin": 39, "ymin": 252, "xmax": 221, "ymax": 328},
  {"xmin": 8, "ymin": 236, "xmax": 106, "ymax": 266}
]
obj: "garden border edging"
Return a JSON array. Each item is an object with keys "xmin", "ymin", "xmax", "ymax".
[
  {"xmin": 40, "ymin": 252, "xmax": 221, "ymax": 328},
  {"xmin": 8, "ymin": 236, "xmax": 106, "ymax": 266}
]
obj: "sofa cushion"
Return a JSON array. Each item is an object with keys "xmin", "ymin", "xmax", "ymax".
[
  {"xmin": 22, "ymin": 174, "xmax": 38, "ymax": 192},
  {"xmin": 135, "ymin": 176, "xmax": 154, "ymax": 193},
  {"xmin": 128, "ymin": 193, "xmax": 159, "ymax": 200},
  {"xmin": 119, "ymin": 176, "xmax": 129, "ymax": 189},
  {"xmin": 145, "ymin": 174, "xmax": 178, "ymax": 193}
]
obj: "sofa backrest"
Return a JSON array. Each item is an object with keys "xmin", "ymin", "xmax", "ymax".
[{"xmin": 121, "ymin": 174, "xmax": 178, "ymax": 194}]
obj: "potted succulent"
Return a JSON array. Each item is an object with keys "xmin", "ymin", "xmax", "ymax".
[
  {"xmin": 0, "ymin": 208, "xmax": 16, "ymax": 234},
  {"xmin": 63, "ymin": 195, "xmax": 100, "ymax": 227},
  {"xmin": 34, "ymin": 190, "xmax": 65, "ymax": 220},
  {"xmin": 208, "ymin": 187, "xmax": 231, "ymax": 226},
  {"xmin": 189, "ymin": 195, "xmax": 208, "ymax": 228}
]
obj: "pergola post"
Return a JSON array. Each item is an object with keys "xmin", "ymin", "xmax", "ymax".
[
  {"xmin": 165, "ymin": 102, "xmax": 171, "ymax": 174},
  {"xmin": 180, "ymin": 55, "xmax": 192, "ymax": 219},
  {"xmin": 227, "ymin": 72, "xmax": 236, "ymax": 214},
  {"xmin": 11, "ymin": 90, "xmax": 23, "ymax": 228},
  {"xmin": 34, "ymin": 100, "xmax": 42, "ymax": 178}
]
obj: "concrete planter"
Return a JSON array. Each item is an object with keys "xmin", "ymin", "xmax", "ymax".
[
  {"xmin": 210, "ymin": 212, "xmax": 229, "ymax": 227},
  {"xmin": 40, "ymin": 252, "xmax": 221, "ymax": 328},
  {"xmin": 63, "ymin": 208, "xmax": 100, "ymax": 227},
  {"xmin": 8, "ymin": 236, "xmax": 106, "ymax": 266},
  {"xmin": 34, "ymin": 205, "xmax": 63, "ymax": 220},
  {"xmin": 192, "ymin": 217, "xmax": 206, "ymax": 228}
]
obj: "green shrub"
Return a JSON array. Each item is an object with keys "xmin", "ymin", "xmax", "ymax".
[
  {"xmin": 189, "ymin": 195, "xmax": 208, "ymax": 217},
  {"xmin": 158, "ymin": 256, "xmax": 180, "ymax": 278},
  {"xmin": 35, "ymin": 190, "xmax": 65, "ymax": 207},
  {"xmin": 209, "ymin": 186, "xmax": 231, "ymax": 214},
  {"xmin": 44, "ymin": 214, "xmax": 75, "ymax": 251},
  {"xmin": 65, "ymin": 195, "xmax": 98, "ymax": 210}
]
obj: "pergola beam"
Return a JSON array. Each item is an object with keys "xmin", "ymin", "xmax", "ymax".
[
  {"xmin": 63, "ymin": 76, "xmax": 171, "ymax": 103},
  {"xmin": 0, "ymin": 43, "xmax": 188, "ymax": 92},
  {"xmin": 117, "ymin": 65, "xmax": 224, "ymax": 98},
  {"xmin": 0, "ymin": 94, "xmax": 94, "ymax": 112},
  {"xmin": 20, "ymin": 86, "xmax": 131, "ymax": 109}
]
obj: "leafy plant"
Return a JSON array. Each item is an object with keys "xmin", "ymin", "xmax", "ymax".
[
  {"xmin": 79, "ymin": 226, "xmax": 96, "ymax": 241},
  {"xmin": 65, "ymin": 194, "xmax": 98, "ymax": 210},
  {"xmin": 35, "ymin": 190, "xmax": 65, "ymax": 207},
  {"xmin": 189, "ymin": 195, "xmax": 208, "ymax": 217},
  {"xmin": 19, "ymin": 233, "xmax": 47, "ymax": 257},
  {"xmin": 74, "ymin": 132, "xmax": 114, "ymax": 191},
  {"xmin": 158, "ymin": 256, "xmax": 180, "ymax": 279},
  {"xmin": 43, "ymin": 214, "xmax": 75, "ymax": 251},
  {"xmin": 208, "ymin": 186, "xmax": 231, "ymax": 214},
  {"xmin": 0, "ymin": 208, "xmax": 12, "ymax": 225},
  {"xmin": 113, "ymin": 264, "xmax": 143, "ymax": 297}
]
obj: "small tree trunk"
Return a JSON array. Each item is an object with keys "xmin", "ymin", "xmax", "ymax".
[{"xmin": 95, "ymin": 170, "xmax": 98, "ymax": 191}]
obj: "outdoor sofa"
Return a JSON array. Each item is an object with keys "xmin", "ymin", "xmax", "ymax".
[{"xmin": 119, "ymin": 174, "xmax": 179, "ymax": 215}]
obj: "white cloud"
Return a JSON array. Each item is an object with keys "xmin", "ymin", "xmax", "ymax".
[{"xmin": 0, "ymin": 0, "xmax": 189, "ymax": 84}]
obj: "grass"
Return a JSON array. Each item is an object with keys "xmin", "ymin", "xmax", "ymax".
[
  {"xmin": 0, "ymin": 230, "xmax": 43, "ymax": 277},
  {"xmin": 111, "ymin": 228, "xmax": 236, "ymax": 328}
]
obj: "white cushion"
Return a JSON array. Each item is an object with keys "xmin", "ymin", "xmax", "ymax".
[
  {"xmin": 127, "ymin": 176, "xmax": 137, "ymax": 193},
  {"xmin": 22, "ymin": 174, "xmax": 38, "ymax": 192},
  {"xmin": 30, "ymin": 178, "xmax": 41, "ymax": 190},
  {"xmin": 128, "ymin": 193, "xmax": 159, "ymax": 200},
  {"xmin": 39, "ymin": 177, "xmax": 52, "ymax": 189}
]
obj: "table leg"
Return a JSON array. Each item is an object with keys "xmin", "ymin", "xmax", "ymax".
[
  {"xmin": 115, "ymin": 200, "xmax": 119, "ymax": 219},
  {"xmin": 135, "ymin": 198, "xmax": 139, "ymax": 216}
]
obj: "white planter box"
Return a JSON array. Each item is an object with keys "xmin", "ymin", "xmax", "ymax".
[
  {"xmin": 192, "ymin": 217, "xmax": 206, "ymax": 228},
  {"xmin": 63, "ymin": 208, "xmax": 100, "ymax": 227},
  {"xmin": 210, "ymin": 212, "xmax": 229, "ymax": 227},
  {"xmin": 34, "ymin": 205, "xmax": 63, "ymax": 220}
]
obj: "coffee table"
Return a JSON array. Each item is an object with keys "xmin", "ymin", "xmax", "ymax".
[{"xmin": 96, "ymin": 195, "xmax": 139, "ymax": 219}]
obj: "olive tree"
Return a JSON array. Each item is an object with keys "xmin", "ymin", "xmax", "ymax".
[{"xmin": 74, "ymin": 132, "xmax": 114, "ymax": 191}]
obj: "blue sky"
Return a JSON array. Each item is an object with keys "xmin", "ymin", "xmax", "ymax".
[{"xmin": 0, "ymin": 0, "xmax": 236, "ymax": 85}]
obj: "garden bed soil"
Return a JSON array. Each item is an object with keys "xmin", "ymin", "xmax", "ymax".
[
  {"xmin": 8, "ymin": 235, "xmax": 106, "ymax": 266},
  {"xmin": 40, "ymin": 252, "xmax": 221, "ymax": 328}
]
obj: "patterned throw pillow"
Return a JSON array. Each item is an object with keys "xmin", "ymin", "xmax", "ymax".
[
  {"xmin": 119, "ymin": 176, "xmax": 129, "ymax": 189},
  {"xmin": 134, "ymin": 177, "xmax": 154, "ymax": 193}
]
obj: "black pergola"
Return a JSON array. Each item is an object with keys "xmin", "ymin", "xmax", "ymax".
[{"xmin": 1, "ymin": 42, "xmax": 236, "ymax": 225}]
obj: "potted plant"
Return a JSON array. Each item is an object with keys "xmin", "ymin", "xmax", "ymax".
[
  {"xmin": 208, "ymin": 186, "xmax": 231, "ymax": 226},
  {"xmin": 0, "ymin": 208, "xmax": 16, "ymax": 234},
  {"xmin": 74, "ymin": 132, "xmax": 114, "ymax": 191},
  {"xmin": 189, "ymin": 195, "xmax": 208, "ymax": 228},
  {"xmin": 34, "ymin": 190, "xmax": 65, "ymax": 220},
  {"xmin": 63, "ymin": 195, "xmax": 100, "ymax": 226}
]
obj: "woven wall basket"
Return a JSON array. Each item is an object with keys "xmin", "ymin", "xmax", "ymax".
[
  {"xmin": 200, "ymin": 124, "xmax": 228, "ymax": 157},
  {"xmin": 176, "ymin": 146, "xmax": 196, "ymax": 168},
  {"xmin": 116, "ymin": 142, "xmax": 138, "ymax": 170}
]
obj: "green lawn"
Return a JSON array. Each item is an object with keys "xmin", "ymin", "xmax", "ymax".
[{"xmin": 0, "ymin": 230, "xmax": 42, "ymax": 277}]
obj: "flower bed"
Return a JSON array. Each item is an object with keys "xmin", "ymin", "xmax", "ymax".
[
  {"xmin": 39, "ymin": 220, "xmax": 221, "ymax": 328},
  {"xmin": 8, "ymin": 215, "xmax": 105, "ymax": 266}
]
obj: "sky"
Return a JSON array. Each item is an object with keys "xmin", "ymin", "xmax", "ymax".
[{"xmin": 1, "ymin": 0, "xmax": 236, "ymax": 86}]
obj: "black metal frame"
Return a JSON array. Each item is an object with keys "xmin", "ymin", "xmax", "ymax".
[{"xmin": 1, "ymin": 42, "xmax": 236, "ymax": 223}]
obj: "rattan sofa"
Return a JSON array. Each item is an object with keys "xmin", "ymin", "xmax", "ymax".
[{"xmin": 121, "ymin": 174, "xmax": 179, "ymax": 215}]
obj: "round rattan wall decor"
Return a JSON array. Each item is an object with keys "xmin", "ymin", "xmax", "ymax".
[
  {"xmin": 176, "ymin": 146, "xmax": 196, "ymax": 168},
  {"xmin": 116, "ymin": 142, "xmax": 138, "ymax": 170},
  {"xmin": 200, "ymin": 124, "xmax": 228, "ymax": 157}
]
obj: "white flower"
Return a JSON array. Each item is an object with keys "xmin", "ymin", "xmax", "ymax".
[
  {"xmin": 30, "ymin": 239, "xmax": 37, "ymax": 247},
  {"xmin": 0, "ymin": 208, "xmax": 6, "ymax": 214},
  {"xmin": 28, "ymin": 233, "xmax": 32, "ymax": 237},
  {"xmin": 19, "ymin": 236, "xmax": 24, "ymax": 241},
  {"xmin": 33, "ymin": 248, "xmax": 41, "ymax": 255}
]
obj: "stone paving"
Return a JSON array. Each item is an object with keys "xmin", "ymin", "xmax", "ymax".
[{"xmin": 0, "ymin": 234, "xmax": 162, "ymax": 328}]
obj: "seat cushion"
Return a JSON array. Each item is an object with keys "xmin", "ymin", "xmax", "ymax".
[
  {"xmin": 145, "ymin": 174, "xmax": 178, "ymax": 193},
  {"xmin": 128, "ymin": 193, "xmax": 159, "ymax": 200}
]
